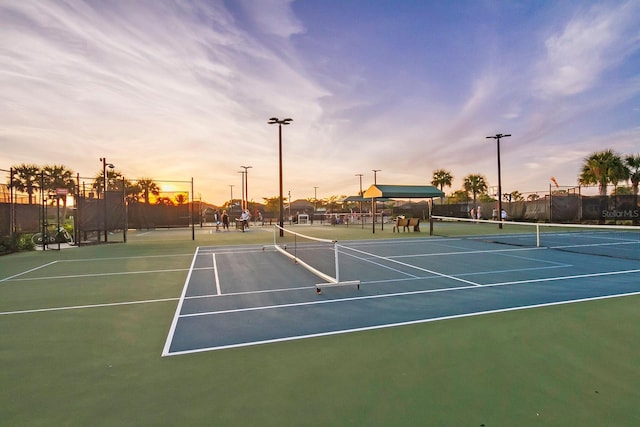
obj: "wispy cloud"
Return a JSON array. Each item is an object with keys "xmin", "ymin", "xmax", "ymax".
[
  {"xmin": 536, "ymin": 1, "xmax": 640, "ymax": 97},
  {"xmin": 1, "ymin": 1, "xmax": 638, "ymax": 202}
]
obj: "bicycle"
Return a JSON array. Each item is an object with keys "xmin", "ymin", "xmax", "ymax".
[{"xmin": 32, "ymin": 226, "xmax": 75, "ymax": 246}]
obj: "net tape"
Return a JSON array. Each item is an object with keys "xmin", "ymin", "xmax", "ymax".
[{"xmin": 430, "ymin": 216, "xmax": 639, "ymax": 261}]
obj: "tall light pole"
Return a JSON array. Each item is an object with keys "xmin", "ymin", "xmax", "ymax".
[
  {"xmin": 238, "ymin": 170, "xmax": 245, "ymax": 210},
  {"xmin": 486, "ymin": 133, "xmax": 511, "ymax": 229},
  {"xmin": 268, "ymin": 117, "xmax": 293, "ymax": 236},
  {"xmin": 313, "ymin": 186, "xmax": 319, "ymax": 213},
  {"xmin": 371, "ymin": 170, "xmax": 381, "ymax": 233},
  {"xmin": 355, "ymin": 174, "xmax": 363, "ymax": 195},
  {"xmin": 240, "ymin": 165, "xmax": 252, "ymax": 211},
  {"xmin": 372, "ymin": 169, "xmax": 381, "ymax": 185},
  {"xmin": 355, "ymin": 173, "xmax": 364, "ymax": 227},
  {"xmin": 229, "ymin": 184, "xmax": 234, "ymax": 215},
  {"xmin": 99, "ymin": 157, "xmax": 114, "ymax": 242}
]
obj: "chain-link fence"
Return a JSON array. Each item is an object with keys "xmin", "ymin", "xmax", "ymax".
[{"xmin": 2, "ymin": 167, "xmax": 197, "ymax": 249}]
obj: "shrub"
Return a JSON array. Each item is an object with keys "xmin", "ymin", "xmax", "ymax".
[{"xmin": 0, "ymin": 233, "xmax": 36, "ymax": 255}]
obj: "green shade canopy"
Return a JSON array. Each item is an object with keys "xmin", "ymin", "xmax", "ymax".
[{"xmin": 363, "ymin": 184, "xmax": 445, "ymax": 199}]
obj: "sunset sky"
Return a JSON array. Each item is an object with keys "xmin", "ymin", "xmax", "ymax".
[{"xmin": 2, "ymin": 0, "xmax": 639, "ymax": 204}]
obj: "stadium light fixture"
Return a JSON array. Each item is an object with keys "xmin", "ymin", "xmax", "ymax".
[
  {"xmin": 485, "ymin": 133, "xmax": 511, "ymax": 229},
  {"xmin": 268, "ymin": 117, "xmax": 293, "ymax": 236},
  {"xmin": 372, "ymin": 169, "xmax": 381, "ymax": 185}
]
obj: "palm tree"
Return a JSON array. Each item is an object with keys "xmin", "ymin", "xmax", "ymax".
[
  {"xmin": 137, "ymin": 178, "xmax": 161, "ymax": 205},
  {"xmin": 624, "ymin": 153, "xmax": 640, "ymax": 195},
  {"xmin": 463, "ymin": 174, "xmax": 488, "ymax": 212},
  {"xmin": 431, "ymin": 169, "xmax": 453, "ymax": 204},
  {"xmin": 175, "ymin": 193, "xmax": 188, "ymax": 205},
  {"xmin": 125, "ymin": 183, "xmax": 143, "ymax": 204},
  {"xmin": 92, "ymin": 169, "xmax": 124, "ymax": 197},
  {"xmin": 431, "ymin": 169, "xmax": 453, "ymax": 193},
  {"xmin": 509, "ymin": 190, "xmax": 524, "ymax": 202},
  {"xmin": 10, "ymin": 164, "xmax": 41, "ymax": 204},
  {"xmin": 578, "ymin": 149, "xmax": 628, "ymax": 196},
  {"xmin": 156, "ymin": 197, "xmax": 175, "ymax": 206},
  {"xmin": 42, "ymin": 164, "xmax": 76, "ymax": 218}
]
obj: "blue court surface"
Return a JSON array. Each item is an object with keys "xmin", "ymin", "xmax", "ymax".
[{"xmin": 162, "ymin": 237, "xmax": 640, "ymax": 356}]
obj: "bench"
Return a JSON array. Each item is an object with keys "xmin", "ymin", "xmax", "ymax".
[
  {"xmin": 393, "ymin": 217, "xmax": 420, "ymax": 232},
  {"xmin": 393, "ymin": 217, "xmax": 410, "ymax": 232}
]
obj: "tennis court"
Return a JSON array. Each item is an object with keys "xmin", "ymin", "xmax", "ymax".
[
  {"xmin": 2, "ymin": 223, "xmax": 640, "ymax": 425},
  {"xmin": 164, "ymin": 224, "xmax": 640, "ymax": 355}
]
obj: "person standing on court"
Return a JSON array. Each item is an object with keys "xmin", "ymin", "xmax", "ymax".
[
  {"xmin": 214, "ymin": 209, "xmax": 221, "ymax": 232},
  {"xmin": 221, "ymin": 209, "xmax": 229, "ymax": 231},
  {"xmin": 241, "ymin": 209, "xmax": 249, "ymax": 231}
]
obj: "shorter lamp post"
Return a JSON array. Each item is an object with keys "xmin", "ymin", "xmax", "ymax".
[{"xmin": 100, "ymin": 158, "xmax": 114, "ymax": 242}]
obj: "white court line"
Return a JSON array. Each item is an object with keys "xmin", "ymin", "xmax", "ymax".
[
  {"xmin": 213, "ymin": 253, "xmax": 221, "ymax": 295},
  {"xmin": 161, "ymin": 247, "xmax": 200, "ymax": 357},
  {"xmin": 3, "ymin": 267, "xmax": 214, "ymax": 282},
  {"xmin": 57, "ymin": 253, "xmax": 194, "ymax": 262},
  {"xmin": 197, "ymin": 247, "xmax": 273, "ymax": 255},
  {"xmin": 388, "ymin": 246, "xmax": 547, "ymax": 258},
  {"xmin": 340, "ymin": 248, "xmax": 420, "ymax": 279},
  {"xmin": 1, "ymin": 261, "xmax": 59, "ymax": 282},
  {"xmin": 177, "ymin": 268, "xmax": 640, "ymax": 318},
  {"xmin": 339, "ymin": 244, "xmax": 481, "ymax": 286},
  {"xmin": 0, "ymin": 297, "xmax": 179, "ymax": 316},
  {"xmin": 166, "ymin": 290, "xmax": 640, "ymax": 355},
  {"xmin": 182, "ymin": 262, "xmax": 572, "ymax": 301}
]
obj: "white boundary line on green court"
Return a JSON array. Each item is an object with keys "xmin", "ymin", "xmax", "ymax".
[
  {"xmin": 0, "ymin": 261, "xmax": 59, "ymax": 282},
  {"xmin": 0, "ymin": 297, "xmax": 179, "ymax": 316},
  {"xmin": 161, "ymin": 247, "xmax": 200, "ymax": 357},
  {"xmin": 166, "ymin": 289, "xmax": 640, "ymax": 356},
  {"xmin": 3, "ymin": 267, "xmax": 213, "ymax": 282},
  {"xmin": 57, "ymin": 253, "xmax": 195, "ymax": 262}
]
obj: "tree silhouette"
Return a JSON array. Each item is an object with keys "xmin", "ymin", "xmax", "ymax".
[
  {"xmin": 579, "ymin": 149, "xmax": 627, "ymax": 196},
  {"xmin": 431, "ymin": 169, "xmax": 453, "ymax": 203},
  {"xmin": 10, "ymin": 164, "xmax": 40, "ymax": 204},
  {"xmin": 463, "ymin": 174, "xmax": 488, "ymax": 212},
  {"xmin": 137, "ymin": 178, "xmax": 161, "ymax": 205},
  {"xmin": 42, "ymin": 164, "xmax": 75, "ymax": 217},
  {"xmin": 624, "ymin": 153, "xmax": 640, "ymax": 195}
]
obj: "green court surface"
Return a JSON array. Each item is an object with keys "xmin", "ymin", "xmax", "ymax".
[{"xmin": 1, "ymin": 224, "xmax": 639, "ymax": 426}]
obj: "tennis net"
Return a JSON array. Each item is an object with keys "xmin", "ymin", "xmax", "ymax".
[
  {"xmin": 430, "ymin": 216, "xmax": 639, "ymax": 261},
  {"xmin": 273, "ymin": 225, "xmax": 360, "ymax": 293}
]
